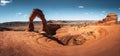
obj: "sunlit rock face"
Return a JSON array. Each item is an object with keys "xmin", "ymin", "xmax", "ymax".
[{"xmin": 97, "ymin": 13, "xmax": 118, "ymax": 24}]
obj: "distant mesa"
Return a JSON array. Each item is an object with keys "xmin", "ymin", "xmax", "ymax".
[
  {"xmin": 97, "ymin": 13, "xmax": 118, "ymax": 24},
  {"xmin": 0, "ymin": 27, "xmax": 13, "ymax": 31}
]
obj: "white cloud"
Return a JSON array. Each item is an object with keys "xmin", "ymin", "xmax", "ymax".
[
  {"xmin": 102, "ymin": 11, "xmax": 106, "ymax": 13},
  {"xmin": 119, "ymin": 8, "xmax": 120, "ymax": 10},
  {"xmin": 0, "ymin": 0, "xmax": 12, "ymax": 6},
  {"xmin": 16, "ymin": 12, "xmax": 22, "ymax": 17},
  {"xmin": 16, "ymin": 12, "xmax": 28, "ymax": 18},
  {"xmin": 78, "ymin": 6, "xmax": 84, "ymax": 9},
  {"xmin": 16, "ymin": 12, "xmax": 22, "ymax": 15},
  {"xmin": 84, "ymin": 12, "xmax": 89, "ymax": 15}
]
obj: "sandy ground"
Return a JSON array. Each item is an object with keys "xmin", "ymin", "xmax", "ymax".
[{"xmin": 0, "ymin": 24, "xmax": 120, "ymax": 56}]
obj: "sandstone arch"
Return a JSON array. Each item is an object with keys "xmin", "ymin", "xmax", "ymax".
[
  {"xmin": 26, "ymin": 8, "xmax": 61, "ymax": 35},
  {"xmin": 27, "ymin": 8, "xmax": 50, "ymax": 34}
]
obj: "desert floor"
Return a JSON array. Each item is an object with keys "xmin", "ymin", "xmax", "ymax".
[{"xmin": 0, "ymin": 24, "xmax": 120, "ymax": 56}]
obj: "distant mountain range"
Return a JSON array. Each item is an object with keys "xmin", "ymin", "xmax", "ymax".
[{"xmin": 0, "ymin": 20, "xmax": 97, "ymax": 27}]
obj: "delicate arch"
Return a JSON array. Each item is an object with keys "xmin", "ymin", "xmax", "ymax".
[{"xmin": 27, "ymin": 8, "xmax": 50, "ymax": 34}]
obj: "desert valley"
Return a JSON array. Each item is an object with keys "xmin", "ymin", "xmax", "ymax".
[{"xmin": 0, "ymin": 13, "xmax": 120, "ymax": 56}]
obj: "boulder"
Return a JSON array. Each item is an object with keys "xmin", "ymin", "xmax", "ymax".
[
  {"xmin": 47, "ymin": 24, "xmax": 61, "ymax": 35},
  {"xmin": 39, "ymin": 24, "xmax": 61, "ymax": 35}
]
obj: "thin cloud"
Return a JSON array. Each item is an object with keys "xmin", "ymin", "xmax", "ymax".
[
  {"xmin": 16, "ymin": 12, "xmax": 28, "ymax": 18},
  {"xmin": 119, "ymin": 8, "xmax": 120, "ymax": 10},
  {"xmin": 0, "ymin": 0, "xmax": 12, "ymax": 6},
  {"xmin": 16, "ymin": 12, "xmax": 23, "ymax": 17},
  {"xmin": 16, "ymin": 12, "xmax": 22, "ymax": 15},
  {"xmin": 102, "ymin": 11, "xmax": 106, "ymax": 13},
  {"xmin": 84, "ymin": 12, "xmax": 89, "ymax": 15},
  {"xmin": 78, "ymin": 6, "xmax": 84, "ymax": 9}
]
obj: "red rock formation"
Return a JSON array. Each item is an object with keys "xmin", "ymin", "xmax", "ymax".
[
  {"xmin": 27, "ymin": 8, "xmax": 50, "ymax": 34},
  {"xmin": 27, "ymin": 8, "xmax": 60, "ymax": 35},
  {"xmin": 97, "ymin": 13, "xmax": 118, "ymax": 24},
  {"xmin": 47, "ymin": 24, "xmax": 60, "ymax": 35}
]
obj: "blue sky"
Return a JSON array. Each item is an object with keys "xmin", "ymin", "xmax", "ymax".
[{"xmin": 0, "ymin": 0, "xmax": 120, "ymax": 23}]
